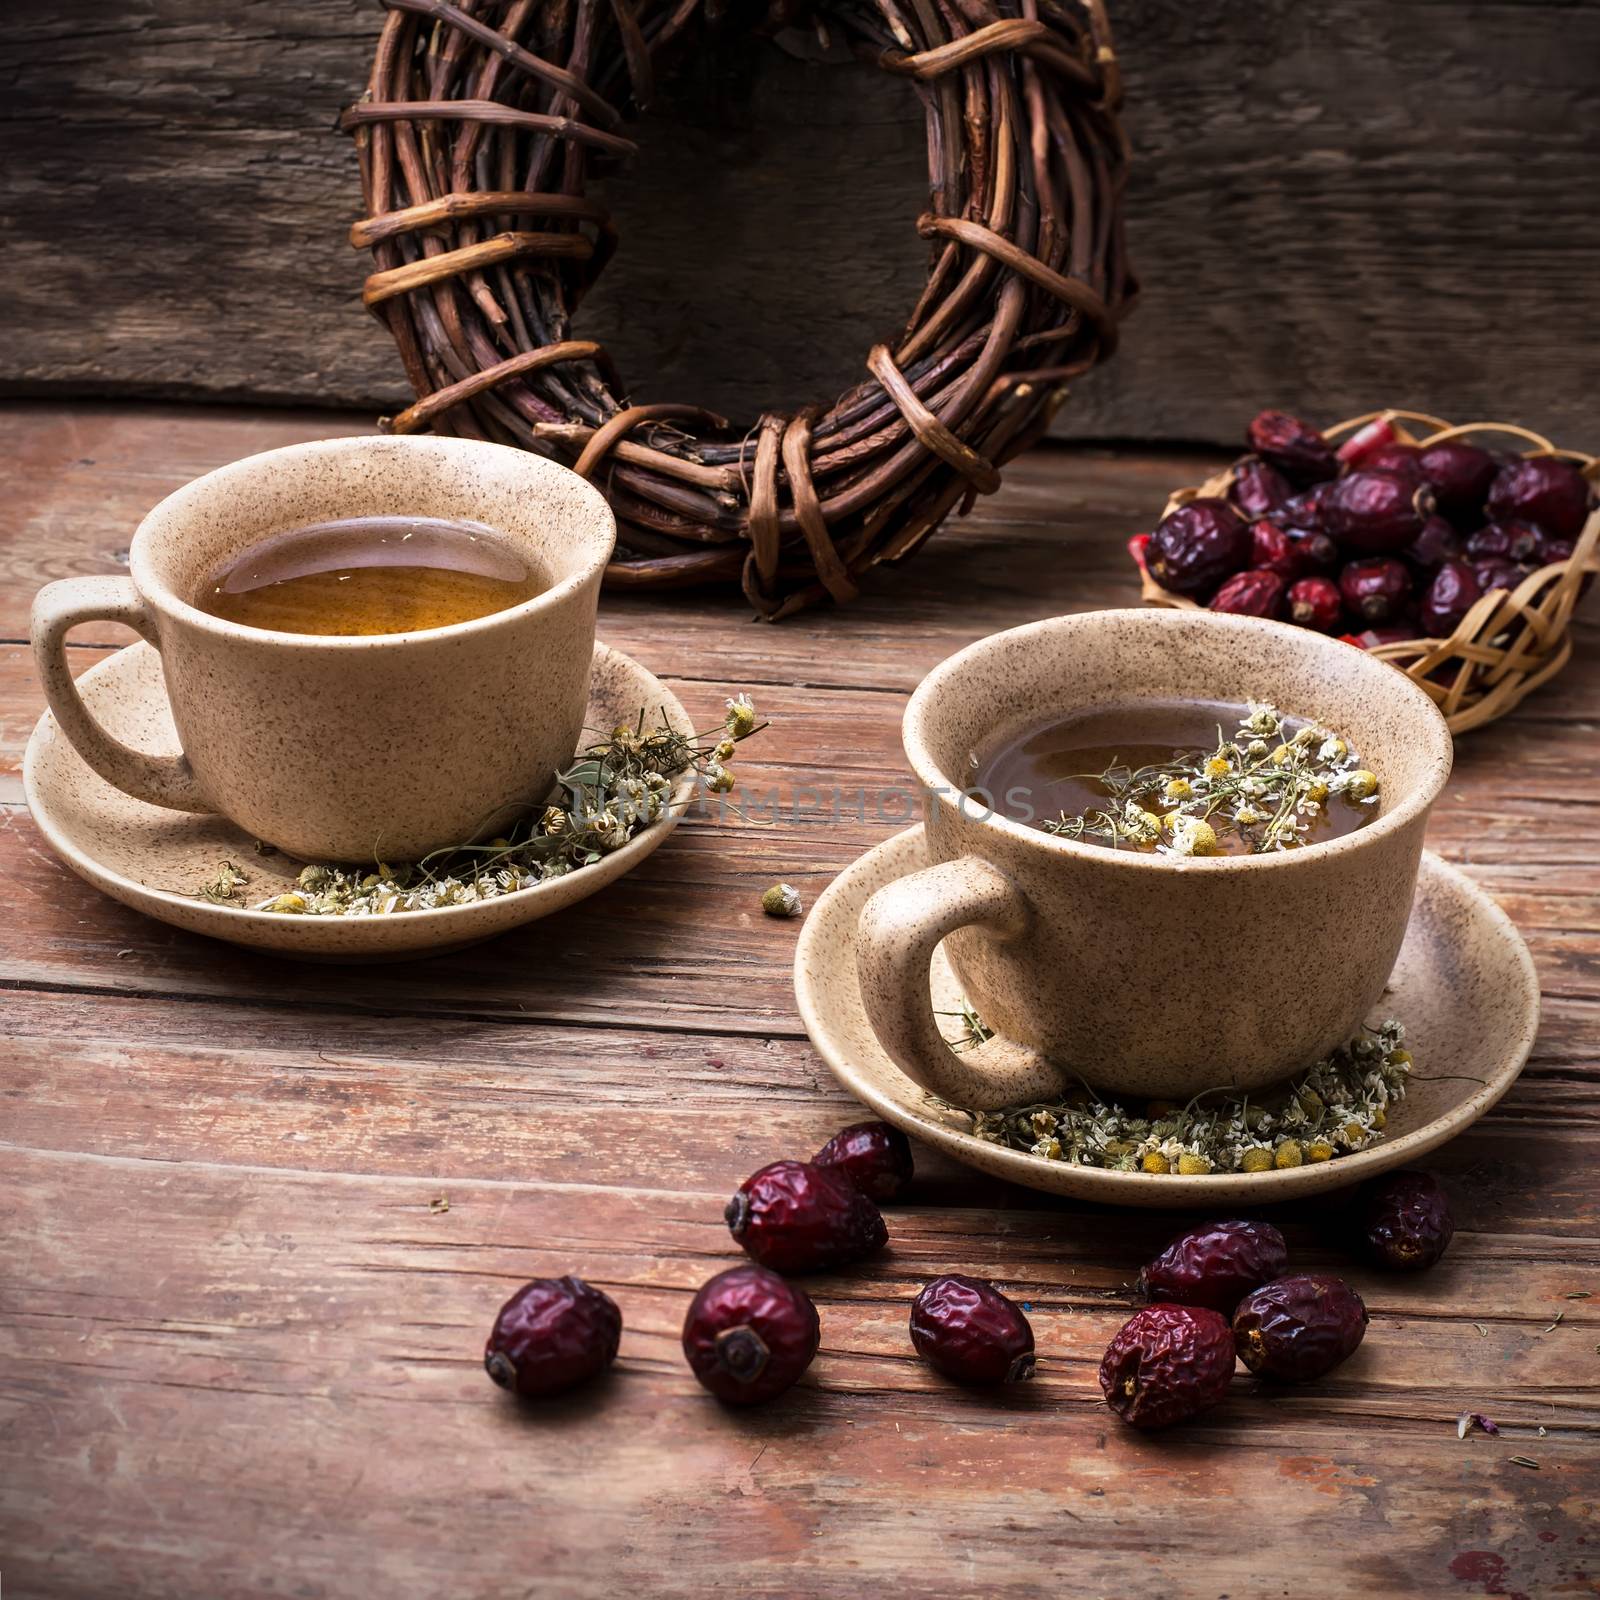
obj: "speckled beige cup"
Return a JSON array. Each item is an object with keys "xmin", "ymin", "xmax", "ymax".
[
  {"xmin": 856, "ymin": 608, "xmax": 1454, "ymax": 1109},
  {"xmin": 31, "ymin": 435, "xmax": 615, "ymax": 862}
]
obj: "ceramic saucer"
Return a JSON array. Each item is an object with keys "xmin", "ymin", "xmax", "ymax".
[
  {"xmin": 795, "ymin": 825, "xmax": 1539, "ymax": 1206},
  {"xmin": 23, "ymin": 640, "xmax": 696, "ymax": 961}
]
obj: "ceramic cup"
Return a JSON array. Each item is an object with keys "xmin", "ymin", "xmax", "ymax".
[
  {"xmin": 31, "ymin": 435, "xmax": 615, "ymax": 862},
  {"xmin": 855, "ymin": 608, "xmax": 1453, "ymax": 1109}
]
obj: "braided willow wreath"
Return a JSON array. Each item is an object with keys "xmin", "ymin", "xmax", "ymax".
[{"xmin": 344, "ymin": 0, "xmax": 1134, "ymax": 617}]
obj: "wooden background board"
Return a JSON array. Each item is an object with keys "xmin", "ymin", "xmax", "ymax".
[
  {"xmin": 5, "ymin": 3, "xmax": 1600, "ymax": 446},
  {"xmin": 0, "ymin": 400, "xmax": 1597, "ymax": 1597}
]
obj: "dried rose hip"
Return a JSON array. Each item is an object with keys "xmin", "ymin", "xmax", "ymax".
[
  {"xmin": 1418, "ymin": 440, "xmax": 1497, "ymax": 520},
  {"xmin": 1248, "ymin": 410, "xmax": 1338, "ymax": 485},
  {"xmin": 682, "ymin": 1264, "xmax": 820, "ymax": 1405},
  {"xmin": 1288, "ymin": 575, "xmax": 1343, "ymax": 632},
  {"xmin": 814, "ymin": 1120, "xmax": 914, "ymax": 1203},
  {"xmin": 1339, "ymin": 557, "xmax": 1412, "ymax": 624},
  {"xmin": 1467, "ymin": 520, "xmax": 1542, "ymax": 564},
  {"xmin": 1533, "ymin": 530, "xmax": 1577, "ymax": 566},
  {"xmin": 1471, "ymin": 556, "xmax": 1525, "ymax": 595},
  {"xmin": 1421, "ymin": 559, "xmax": 1483, "ymax": 637},
  {"xmin": 1336, "ymin": 415, "xmax": 1398, "ymax": 466},
  {"xmin": 1324, "ymin": 470, "xmax": 1432, "ymax": 555},
  {"xmin": 1099, "ymin": 1304, "xmax": 1236, "ymax": 1430},
  {"xmin": 1209, "ymin": 568, "xmax": 1287, "ymax": 619},
  {"xmin": 1230, "ymin": 458, "xmax": 1293, "ymax": 519},
  {"xmin": 1285, "ymin": 526, "xmax": 1339, "ymax": 572},
  {"xmin": 485, "ymin": 1275, "xmax": 622, "ymax": 1398},
  {"xmin": 1281, "ymin": 483, "xmax": 1331, "ymax": 533},
  {"xmin": 726, "ymin": 1159, "xmax": 887, "ymax": 1273},
  {"xmin": 1362, "ymin": 442, "xmax": 1426, "ymax": 488},
  {"xmin": 1406, "ymin": 515, "xmax": 1464, "ymax": 573},
  {"xmin": 1138, "ymin": 1220, "xmax": 1289, "ymax": 1314},
  {"xmin": 1249, "ymin": 519, "xmax": 1302, "ymax": 577},
  {"xmin": 1147, "ymin": 500, "xmax": 1250, "ymax": 596},
  {"xmin": 1361, "ymin": 1169, "xmax": 1455, "ymax": 1270},
  {"xmin": 1233, "ymin": 1274, "xmax": 1368, "ymax": 1382},
  {"xmin": 910, "ymin": 1275, "xmax": 1036, "ymax": 1386},
  {"xmin": 1487, "ymin": 457, "xmax": 1593, "ymax": 539}
]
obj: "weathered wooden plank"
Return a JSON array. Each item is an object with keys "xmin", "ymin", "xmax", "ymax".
[
  {"xmin": 0, "ymin": 1145, "xmax": 1593, "ymax": 1599},
  {"xmin": 5, "ymin": 401, "xmax": 1600, "ymax": 723},
  {"xmin": 3, "ymin": 3, "xmax": 1599, "ymax": 449},
  {"xmin": 3, "ymin": 989, "xmax": 1598, "ymax": 1230},
  {"xmin": 2, "ymin": 624, "xmax": 1598, "ymax": 1031}
]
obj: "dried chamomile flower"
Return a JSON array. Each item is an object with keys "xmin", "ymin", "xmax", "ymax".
[
  {"xmin": 1168, "ymin": 816, "xmax": 1219, "ymax": 857},
  {"xmin": 761, "ymin": 883, "xmax": 803, "ymax": 918},
  {"xmin": 1041, "ymin": 703, "xmax": 1374, "ymax": 857},
  {"xmin": 198, "ymin": 859, "xmax": 249, "ymax": 903},
  {"xmin": 250, "ymin": 692, "xmax": 767, "ymax": 917},
  {"xmin": 957, "ymin": 1020, "xmax": 1411, "ymax": 1177}
]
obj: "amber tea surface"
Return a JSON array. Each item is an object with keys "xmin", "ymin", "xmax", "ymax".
[
  {"xmin": 976, "ymin": 699, "xmax": 1378, "ymax": 856},
  {"xmin": 197, "ymin": 516, "xmax": 543, "ymax": 636}
]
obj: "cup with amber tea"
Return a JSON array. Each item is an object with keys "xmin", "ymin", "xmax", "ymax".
[
  {"xmin": 855, "ymin": 608, "xmax": 1453, "ymax": 1109},
  {"xmin": 31, "ymin": 435, "xmax": 614, "ymax": 862}
]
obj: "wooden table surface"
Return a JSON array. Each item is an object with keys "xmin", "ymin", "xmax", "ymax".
[{"xmin": 2, "ymin": 401, "xmax": 1596, "ymax": 1599}]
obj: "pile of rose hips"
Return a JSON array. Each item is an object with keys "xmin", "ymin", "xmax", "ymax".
[
  {"xmin": 482, "ymin": 1135, "xmax": 1453, "ymax": 1429},
  {"xmin": 1104, "ymin": 1166, "xmax": 1452, "ymax": 1429},
  {"xmin": 487, "ymin": 1120, "xmax": 1031, "ymax": 1405},
  {"xmin": 1136, "ymin": 409, "xmax": 1594, "ymax": 644}
]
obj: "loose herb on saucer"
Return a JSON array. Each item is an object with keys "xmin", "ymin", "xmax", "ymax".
[
  {"xmin": 953, "ymin": 1018, "xmax": 1411, "ymax": 1175},
  {"xmin": 197, "ymin": 694, "xmax": 765, "ymax": 916},
  {"xmin": 1042, "ymin": 701, "xmax": 1379, "ymax": 856}
]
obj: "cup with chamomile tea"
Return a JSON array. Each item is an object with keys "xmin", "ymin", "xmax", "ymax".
[
  {"xmin": 31, "ymin": 435, "xmax": 614, "ymax": 862},
  {"xmin": 855, "ymin": 608, "xmax": 1453, "ymax": 1109}
]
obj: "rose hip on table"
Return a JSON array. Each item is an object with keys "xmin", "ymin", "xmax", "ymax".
[
  {"xmin": 1232, "ymin": 1274, "xmax": 1368, "ymax": 1382},
  {"xmin": 682, "ymin": 1264, "xmax": 820, "ymax": 1405},
  {"xmin": 813, "ymin": 1119, "xmax": 914, "ymax": 1203},
  {"xmin": 1360, "ymin": 1169, "xmax": 1455, "ymax": 1269},
  {"xmin": 484, "ymin": 1275, "xmax": 622, "ymax": 1399},
  {"xmin": 1138, "ymin": 1220, "xmax": 1289, "ymax": 1314},
  {"xmin": 909, "ymin": 1275, "xmax": 1036, "ymax": 1386},
  {"xmin": 725, "ymin": 1159, "xmax": 888, "ymax": 1273},
  {"xmin": 1099, "ymin": 1303, "xmax": 1236, "ymax": 1430}
]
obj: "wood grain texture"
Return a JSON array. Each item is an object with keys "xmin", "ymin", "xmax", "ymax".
[
  {"xmin": 4, "ymin": 4, "xmax": 1599, "ymax": 447},
  {"xmin": 1, "ymin": 403, "xmax": 1597, "ymax": 1599}
]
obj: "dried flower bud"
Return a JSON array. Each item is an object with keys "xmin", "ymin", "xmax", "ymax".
[
  {"xmin": 761, "ymin": 883, "xmax": 803, "ymax": 918},
  {"xmin": 541, "ymin": 805, "xmax": 569, "ymax": 836},
  {"xmin": 725, "ymin": 694, "xmax": 758, "ymax": 737}
]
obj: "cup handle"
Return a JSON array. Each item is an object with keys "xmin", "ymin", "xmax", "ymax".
[
  {"xmin": 31, "ymin": 576, "xmax": 215, "ymax": 812},
  {"xmin": 855, "ymin": 855, "xmax": 1067, "ymax": 1111}
]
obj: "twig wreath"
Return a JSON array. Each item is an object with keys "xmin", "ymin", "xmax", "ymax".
[{"xmin": 345, "ymin": 0, "xmax": 1135, "ymax": 617}]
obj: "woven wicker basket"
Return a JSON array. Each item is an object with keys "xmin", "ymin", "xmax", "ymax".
[{"xmin": 1140, "ymin": 410, "xmax": 1600, "ymax": 734}]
